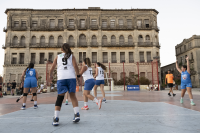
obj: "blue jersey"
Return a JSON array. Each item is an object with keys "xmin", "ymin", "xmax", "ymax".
[
  {"xmin": 181, "ymin": 70, "xmax": 191, "ymax": 84},
  {"xmin": 25, "ymin": 68, "xmax": 36, "ymax": 79}
]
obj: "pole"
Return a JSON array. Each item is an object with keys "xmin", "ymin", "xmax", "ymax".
[
  {"xmin": 137, "ymin": 62, "xmax": 140, "ymax": 87},
  {"xmin": 152, "ymin": 61, "xmax": 154, "ymax": 86},
  {"xmin": 80, "ymin": 63, "xmax": 82, "ymax": 91},
  {"xmin": 46, "ymin": 61, "xmax": 48, "ymax": 86},
  {"xmin": 109, "ymin": 62, "xmax": 111, "ymax": 91},
  {"xmin": 123, "ymin": 62, "xmax": 125, "ymax": 91},
  {"xmin": 156, "ymin": 60, "xmax": 159, "ymax": 91}
]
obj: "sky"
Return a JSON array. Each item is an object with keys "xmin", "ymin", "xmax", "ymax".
[{"xmin": 0, "ymin": 0, "xmax": 200, "ymax": 75}]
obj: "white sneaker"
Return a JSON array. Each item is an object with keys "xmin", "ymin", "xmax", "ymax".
[{"xmin": 97, "ymin": 99, "xmax": 102, "ymax": 110}]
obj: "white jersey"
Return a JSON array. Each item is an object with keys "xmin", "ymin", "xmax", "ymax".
[
  {"xmin": 96, "ymin": 67, "xmax": 104, "ymax": 80},
  {"xmin": 57, "ymin": 53, "xmax": 76, "ymax": 80},
  {"xmin": 82, "ymin": 65, "xmax": 94, "ymax": 82}
]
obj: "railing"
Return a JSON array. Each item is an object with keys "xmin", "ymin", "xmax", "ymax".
[
  {"xmin": 147, "ymin": 60, "xmax": 152, "ymax": 63},
  {"xmin": 92, "ymin": 60, "xmax": 97, "ymax": 63},
  {"xmin": 2, "ymin": 44, "xmax": 6, "ymax": 49},
  {"xmin": 30, "ymin": 61, "xmax": 35, "ymax": 64},
  {"xmin": 129, "ymin": 60, "xmax": 134, "ymax": 63},
  {"xmin": 102, "ymin": 42, "xmax": 135, "ymax": 47},
  {"xmin": 39, "ymin": 61, "xmax": 45, "ymax": 64},
  {"xmin": 68, "ymin": 42, "xmax": 75, "ymax": 47},
  {"xmin": 3, "ymin": 27, "xmax": 7, "ymax": 32},
  {"xmin": 77, "ymin": 26, "xmax": 87, "ymax": 30},
  {"xmin": 153, "ymin": 56, "xmax": 160, "ymax": 60},
  {"xmin": 10, "ymin": 43, "xmax": 26, "ymax": 48},
  {"xmin": 90, "ymin": 25, "xmax": 98, "ymax": 30},
  {"xmin": 31, "ymin": 26, "xmax": 64, "ymax": 31},
  {"xmin": 112, "ymin": 60, "xmax": 117, "ymax": 63},
  {"xmin": 12, "ymin": 26, "xmax": 27, "ymax": 31},
  {"xmin": 19, "ymin": 61, "xmax": 24, "ymax": 64},
  {"xmin": 103, "ymin": 60, "xmax": 108, "ymax": 63},
  {"xmin": 67, "ymin": 25, "xmax": 75, "ymax": 30},
  {"xmin": 11, "ymin": 61, "xmax": 17, "ymax": 64},
  {"xmin": 90, "ymin": 42, "xmax": 99, "ymax": 47},
  {"xmin": 78, "ymin": 42, "xmax": 88, "ymax": 47},
  {"xmin": 138, "ymin": 42, "xmax": 153, "ymax": 47},
  {"xmin": 120, "ymin": 60, "xmax": 125, "ymax": 63},
  {"xmin": 140, "ymin": 60, "xmax": 145, "ymax": 63},
  {"xmin": 102, "ymin": 25, "xmax": 109, "ymax": 30}
]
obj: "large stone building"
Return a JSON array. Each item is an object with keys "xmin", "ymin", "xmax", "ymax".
[
  {"xmin": 2, "ymin": 7, "xmax": 160, "ymax": 86},
  {"xmin": 175, "ymin": 35, "xmax": 200, "ymax": 87}
]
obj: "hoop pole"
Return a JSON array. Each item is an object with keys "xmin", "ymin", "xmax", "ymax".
[
  {"xmin": 123, "ymin": 62, "xmax": 125, "ymax": 91},
  {"xmin": 137, "ymin": 62, "xmax": 140, "ymax": 87},
  {"xmin": 109, "ymin": 62, "xmax": 111, "ymax": 91},
  {"xmin": 80, "ymin": 63, "xmax": 82, "ymax": 91},
  {"xmin": 152, "ymin": 61, "xmax": 154, "ymax": 86},
  {"xmin": 156, "ymin": 60, "xmax": 159, "ymax": 91}
]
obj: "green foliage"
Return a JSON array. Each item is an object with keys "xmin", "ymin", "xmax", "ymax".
[
  {"xmin": 52, "ymin": 70, "xmax": 57, "ymax": 84},
  {"xmin": 38, "ymin": 76, "xmax": 42, "ymax": 88},
  {"xmin": 174, "ymin": 75, "xmax": 181, "ymax": 85}
]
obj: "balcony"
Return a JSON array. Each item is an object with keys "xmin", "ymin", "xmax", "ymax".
[
  {"xmin": 103, "ymin": 60, "xmax": 108, "ymax": 63},
  {"xmin": 116, "ymin": 25, "xmax": 133, "ymax": 30},
  {"xmin": 11, "ymin": 61, "xmax": 17, "ymax": 64},
  {"xmin": 102, "ymin": 25, "xmax": 108, "ymax": 30},
  {"xmin": 90, "ymin": 42, "xmax": 99, "ymax": 47},
  {"xmin": 31, "ymin": 26, "xmax": 64, "ymax": 31},
  {"xmin": 78, "ymin": 42, "xmax": 88, "ymax": 47},
  {"xmin": 155, "ymin": 42, "xmax": 161, "ymax": 48},
  {"xmin": 138, "ymin": 42, "xmax": 153, "ymax": 47},
  {"xmin": 102, "ymin": 42, "xmax": 135, "ymax": 47},
  {"xmin": 147, "ymin": 60, "xmax": 152, "ymax": 63},
  {"xmin": 112, "ymin": 60, "xmax": 117, "ymax": 63},
  {"xmin": 19, "ymin": 61, "xmax": 24, "ymax": 64},
  {"xmin": 3, "ymin": 27, "xmax": 7, "ymax": 32},
  {"xmin": 129, "ymin": 60, "xmax": 134, "ymax": 63},
  {"xmin": 2, "ymin": 44, "xmax": 6, "ymax": 49},
  {"xmin": 68, "ymin": 42, "xmax": 75, "ymax": 47},
  {"xmin": 12, "ymin": 26, "xmax": 27, "ymax": 31},
  {"xmin": 78, "ymin": 26, "xmax": 87, "ymax": 30},
  {"xmin": 120, "ymin": 60, "xmax": 125, "ymax": 63},
  {"xmin": 67, "ymin": 25, "xmax": 75, "ymax": 30},
  {"xmin": 39, "ymin": 61, "xmax": 45, "ymax": 64},
  {"xmin": 189, "ymin": 59, "xmax": 194, "ymax": 63},
  {"xmin": 92, "ymin": 60, "xmax": 97, "ymax": 63},
  {"xmin": 140, "ymin": 60, "xmax": 145, "ymax": 63},
  {"xmin": 90, "ymin": 25, "xmax": 98, "ymax": 30},
  {"xmin": 153, "ymin": 56, "xmax": 160, "ymax": 60},
  {"xmin": 10, "ymin": 43, "xmax": 26, "ymax": 48}
]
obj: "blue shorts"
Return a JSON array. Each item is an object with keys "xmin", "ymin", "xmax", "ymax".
[
  {"xmin": 7, "ymin": 87, "xmax": 11, "ymax": 91},
  {"xmin": 95, "ymin": 80, "xmax": 104, "ymax": 86},
  {"xmin": 84, "ymin": 79, "xmax": 95, "ymax": 91},
  {"xmin": 57, "ymin": 79, "xmax": 76, "ymax": 94},
  {"xmin": 181, "ymin": 82, "xmax": 192, "ymax": 89},
  {"xmin": 24, "ymin": 78, "xmax": 37, "ymax": 88}
]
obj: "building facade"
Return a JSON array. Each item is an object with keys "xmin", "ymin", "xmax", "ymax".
[
  {"xmin": 2, "ymin": 7, "xmax": 160, "ymax": 86},
  {"xmin": 175, "ymin": 35, "xmax": 200, "ymax": 87}
]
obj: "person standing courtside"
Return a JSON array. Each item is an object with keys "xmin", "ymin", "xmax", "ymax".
[
  {"xmin": 165, "ymin": 70, "xmax": 176, "ymax": 97},
  {"xmin": 11, "ymin": 80, "xmax": 16, "ymax": 96}
]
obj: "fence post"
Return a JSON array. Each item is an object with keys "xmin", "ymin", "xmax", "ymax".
[
  {"xmin": 109, "ymin": 62, "xmax": 111, "ymax": 91},
  {"xmin": 123, "ymin": 62, "xmax": 125, "ymax": 91},
  {"xmin": 156, "ymin": 60, "xmax": 159, "ymax": 91},
  {"xmin": 152, "ymin": 61, "xmax": 154, "ymax": 86},
  {"xmin": 137, "ymin": 62, "xmax": 140, "ymax": 86}
]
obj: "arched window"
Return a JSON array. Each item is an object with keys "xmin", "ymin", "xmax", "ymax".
[
  {"xmin": 49, "ymin": 36, "xmax": 54, "ymax": 46},
  {"xmin": 145, "ymin": 35, "xmax": 150, "ymax": 42},
  {"xmin": 119, "ymin": 35, "xmax": 124, "ymax": 45},
  {"xmin": 79, "ymin": 34, "xmax": 86, "ymax": 46},
  {"xmin": 128, "ymin": 35, "xmax": 133, "ymax": 45},
  {"xmin": 40, "ymin": 36, "xmax": 45, "ymax": 46},
  {"xmin": 68, "ymin": 35, "xmax": 74, "ymax": 45},
  {"xmin": 92, "ymin": 35, "xmax": 97, "ymax": 45},
  {"xmin": 102, "ymin": 35, "xmax": 107, "ymax": 46},
  {"xmin": 58, "ymin": 36, "xmax": 63, "ymax": 46},
  {"xmin": 13, "ymin": 36, "xmax": 18, "ymax": 46},
  {"xmin": 111, "ymin": 35, "xmax": 116, "ymax": 45},
  {"xmin": 138, "ymin": 35, "xmax": 143, "ymax": 42},
  {"xmin": 20, "ymin": 36, "xmax": 25, "ymax": 46},
  {"xmin": 32, "ymin": 36, "xmax": 36, "ymax": 45}
]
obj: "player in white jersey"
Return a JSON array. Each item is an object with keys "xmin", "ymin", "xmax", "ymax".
[
  {"xmin": 49, "ymin": 43, "xmax": 81, "ymax": 126},
  {"xmin": 79, "ymin": 58, "xmax": 102, "ymax": 110},
  {"xmin": 93, "ymin": 62, "xmax": 107, "ymax": 103}
]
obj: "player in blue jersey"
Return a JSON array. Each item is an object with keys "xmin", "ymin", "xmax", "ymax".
[{"xmin": 176, "ymin": 56, "xmax": 195, "ymax": 106}]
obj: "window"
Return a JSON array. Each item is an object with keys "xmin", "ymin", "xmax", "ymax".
[
  {"xmin": 20, "ymin": 36, "xmax": 25, "ymax": 46},
  {"xmin": 119, "ymin": 35, "xmax": 124, "ymax": 45},
  {"xmin": 111, "ymin": 35, "xmax": 116, "ymax": 45},
  {"xmin": 127, "ymin": 19, "xmax": 132, "ymax": 28},
  {"xmin": 191, "ymin": 52, "xmax": 193, "ymax": 60},
  {"xmin": 40, "ymin": 36, "xmax": 45, "ymax": 46},
  {"xmin": 140, "ymin": 72, "xmax": 145, "ymax": 77},
  {"xmin": 129, "ymin": 52, "xmax": 134, "ymax": 63},
  {"xmin": 156, "ymin": 52, "xmax": 159, "ymax": 57},
  {"xmin": 21, "ymin": 21, "xmax": 26, "ymax": 27},
  {"xmin": 32, "ymin": 21, "xmax": 37, "ymax": 27},
  {"xmin": 12, "ymin": 53, "xmax": 17, "ymax": 64},
  {"xmin": 138, "ymin": 35, "xmax": 143, "ymax": 42},
  {"xmin": 120, "ymin": 52, "xmax": 125, "ymax": 63},
  {"xmin": 91, "ymin": 19, "xmax": 97, "ymax": 25},
  {"xmin": 120, "ymin": 72, "xmax": 126, "ymax": 80},
  {"xmin": 128, "ymin": 35, "xmax": 133, "ymax": 45},
  {"xmin": 50, "ymin": 19, "xmax": 55, "ymax": 28},
  {"xmin": 144, "ymin": 19, "xmax": 149, "ymax": 28},
  {"xmin": 185, "ymin": 55, "xmax": 187, "ymax": 63},
  {"xmin": 180, "ymin": 47, "xmax": 181, "ymax": 53},
  {"xmin": 102, "ymin": 19, "xmax": 107, "ymax": 28},
  {"xmin": 58, "ymin": 19, "xmax": 63, "ymax": 28},
  {"xmin": 112, "ymin": 72, "xmax": 117, "ymax": 81},
  {"xmin": 145, "ymin": 35, "xmax": 150, "ymax": 42},
  {"xmin": 139, "ymin": 52, "xmax": 144, "ymax": 62},
  {"xmin": 31, "ymin": 53, "xmax": 36, "ymax": 64},
  {"xmin": 48, "ymin": 53, "xmax": 53, "ymax": 62},
  {"xmin": 83, "ymin": 52, "xmax": 86, "ymax": 61},
  {"xmin": 80, "ymin": 19, "xmax": 85, "ymax": 28},
  {"xmin": 79, "ymin": 34, "xmax": 86, "ymax": 45},
  {"xmin": 32, "ymin": 36, "xmax": 36, "ymax": 45},
  {"xmin": 129, "ymin": 72, "xmax": 135, "ymax": 77},
  {"xmin": 137, "ymin": 20, "xmax": 142, "ymax": 27},
  {"xmin": 13, "ymin": 36, "xmax": 18, "ymax": 45},
  {"xmin": 40, "ymin": 53, "xmax": 45, "ymax": 64},
  {"xmin": 19, "ymin": 53, "xmax": 24, "ymax": 64},
  {"xmin": 147, "ymin": 52, "xmax": 151, "ymax": 62},
  {"xmin": 58, "ymin": 36, "xmax": 63, "ymax": 46},
  {"xmin": 14, "ymin": 21, "xmax": 19, "ymax": 27},
  {"xmin": 91, "ymin": 35, "xmax": 97, "ymax": 45},
  {"xmin": 92, "ymin": 52, "xmax": 97, "ymax": 63},
  {"xmin": 184, "ymin": 45, "xmax": 186, "ymax": 51},
  {"xmin": 102, "ymin": 35, "xmax": 107, "ymax": 45},
  {"xmin": 69, "ymin": 19, "xmax": 74, "ymax": 27},
  {"xmin": 110, "ymin": 20, "xmax": 115, "ymax": 28},
  {"xmin": 118, "ymin": 19, "xmax": 123, "ymax": 27},
  {"xmin": 69, "ymin": 35, "xmax": 74, "ymax": 45},
  {"xmin": 103, "ymin": 52, "xmax": 108, "ymax": 63},
  {"xmin": 111, "ymin": 52, "xmax": 117, "ymax": 63},
  {"xmin": 49, "ymin": 36, "xmax": 54, "ymax": 46},
  {"xmin": 79, "ymin": 52, "xmax": 86, "ymax": 63}
]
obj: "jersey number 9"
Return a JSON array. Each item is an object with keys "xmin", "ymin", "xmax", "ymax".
[{"xmin": 62, "ymin": 58, "xmax": 68, "ymax": 65}]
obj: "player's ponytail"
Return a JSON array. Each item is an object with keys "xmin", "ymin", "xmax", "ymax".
[
  {"xmin": 84, "ymin": 58, "xmax": 91, "ymax": 67},
  {"xmin": 62, "ymin": 43, "xmax": 72, "ymax": 62},
  {"xmin": 25, "ymin": 63, "xmax": 34, "ymax": 73},
  {"xmin": 97, "ymin": 62, "xmax": 106, "ymax": 70}
]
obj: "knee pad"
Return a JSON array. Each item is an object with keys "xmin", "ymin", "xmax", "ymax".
[
  {"xmin": 55, "ymin": 95, "xmax": 64, "ymax": 107},
  {"xmin": 23, "ymin": 93, "xmax": 28, "ymax": 97},
  {"xmin": 33, "ymin": 93, "xmax": 37, "ymax": 96}
]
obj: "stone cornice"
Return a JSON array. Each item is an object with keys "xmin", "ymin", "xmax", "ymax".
[
  {"xmin": 175, "ymin": 35, "xmax": 200, "ymax": 48},
  {"xmin": 176, "ymin": 46, "xmax": 200, "ymax": 56},
  {"xmin": 5, "ymin": 8, "xmax": 159, "ymax": 14}
]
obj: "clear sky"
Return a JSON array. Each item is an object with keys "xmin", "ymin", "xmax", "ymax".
[{"xmin": 0, "ymin": 0, "xmax": 200, "ymax": 75}]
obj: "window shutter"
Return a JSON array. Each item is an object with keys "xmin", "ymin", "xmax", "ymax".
[{"xmin": 119, "ymin": 36, "xmax": 124, "ymax": 45}]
